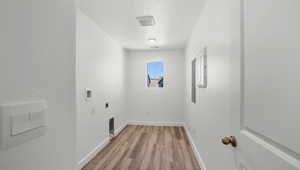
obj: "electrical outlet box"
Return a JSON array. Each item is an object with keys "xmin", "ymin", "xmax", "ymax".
[{"xmin": 85, "ymin": 88, "xmax": 92, "ymax": 101}]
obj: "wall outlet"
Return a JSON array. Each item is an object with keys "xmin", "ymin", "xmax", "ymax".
[
  {"xmin": 239, "ymin": 163, "xmax": 247, "ymax": 170},
  {"xmin": 90, "ymin": 108, "xmax": 96, "ymax": 115},
  {"xmin": 191, "ymin": 128, "xmax": 196, "ymax": 135}
]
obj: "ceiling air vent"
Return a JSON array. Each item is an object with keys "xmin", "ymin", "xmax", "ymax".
[{"xmin": 136, "ymin": 16, "xmax": 156, "ymax": 26}]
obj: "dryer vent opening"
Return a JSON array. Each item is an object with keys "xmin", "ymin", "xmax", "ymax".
[{"xmin": 109, "ymin": 117, "xmax": 114, "ymax": 137}]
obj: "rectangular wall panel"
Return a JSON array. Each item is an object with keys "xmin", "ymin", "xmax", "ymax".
[{"xmin": 243, "ymin": 0, "xmax": 300, "ymax": 157}]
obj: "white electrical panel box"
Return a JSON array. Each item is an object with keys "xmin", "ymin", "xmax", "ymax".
[{"xmin": 0, "ymin": 100, "xmax": 47, "ymax": 149}]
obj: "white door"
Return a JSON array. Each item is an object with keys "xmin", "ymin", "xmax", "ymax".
[{"xmin": 228, "ymin": 0, "xmax": 300, "ymax": 170}]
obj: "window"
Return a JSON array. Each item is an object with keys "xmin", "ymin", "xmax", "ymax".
[{"xmin": 147, "ymin": 62, "xmax": 164, "ymax": 88}]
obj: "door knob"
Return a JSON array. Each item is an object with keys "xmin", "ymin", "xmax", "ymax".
[{"xmin": 222, "ymin": 136, "xmax": 237, "ymax": 147}]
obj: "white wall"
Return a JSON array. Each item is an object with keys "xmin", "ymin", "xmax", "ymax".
[
  {"xmin": 126, "ymin": 49, "xmax": 185, "ymax": 123},
  {"xmin": 76, "ymin": 9, "xmax": 127, "ymax": 166},
  {"xmin": 0, "ymin": 0, "xmax": 76, "ymax": 170},
  {"xmin": 184, "ymin": 0, "xmax": 237, "ymax": 169}
]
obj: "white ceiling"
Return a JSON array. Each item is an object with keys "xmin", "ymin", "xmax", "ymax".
[{"xmin": 78, "ymin": 0, "xmax": 206, "ymax": 50}]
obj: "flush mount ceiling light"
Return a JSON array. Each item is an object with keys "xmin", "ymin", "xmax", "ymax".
[
  {"xmin": 136, "ymin": 16, "xmax": 156, "ymax": 26},
  {"xmin": 148, "ymin": 38, "xmax": 157, "ymax": 44}
]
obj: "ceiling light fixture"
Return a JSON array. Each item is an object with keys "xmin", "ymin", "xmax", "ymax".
[
  {"xmin": 148, "ymin": 38, "xmax": 157, "ymax": 44},
  {"xmin": 136, "ymin": 16, "xmax": 156, "ymax": 26}
]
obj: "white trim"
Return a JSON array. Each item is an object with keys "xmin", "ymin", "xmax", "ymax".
[
  {"xmin": 78, "ymin": 137, "xmax": 110, "ymax": 169},
  {"xmin": 183, "ymin": 124, "xmax": 207, "ymax": 170},
  {"xmin": 241, "ymin": 129, "xmax": 300, "ymax": 169},
  {"xmin": 114, "ymin": 122, "xmax": 128, "ymax": 137},
  {"xmin": 128, "ymin": 121, "xmax": 184, "ymax": 127},
  {"xmin": 77, "ymin": 122, "xmax": 128, "ymax": 169}
]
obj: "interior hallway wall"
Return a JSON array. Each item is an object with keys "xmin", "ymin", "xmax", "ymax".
[
  {"xmin": 0, "ymin": 0, "xmax": 76, "ymax": 170},
  {"xmin": 76, "ymin": 9, "xmax": 127, "ymax": 165},
  {"xmin": 184, "ymin": 0, "xmax": 238, "ymax": 169},
  {"xmin": 125, "ymin": 49, "xmax": 185, "ymax": 123}
]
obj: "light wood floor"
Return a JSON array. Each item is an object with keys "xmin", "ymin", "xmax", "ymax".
[{"xmin": 82, "ymin": 125, "xmax": 201, "ymax": 170}]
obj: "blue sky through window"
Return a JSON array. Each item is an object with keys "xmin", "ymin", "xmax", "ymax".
[{"xmin": 147, "ymin": 62, "xmax": 163, "ymax": 79}]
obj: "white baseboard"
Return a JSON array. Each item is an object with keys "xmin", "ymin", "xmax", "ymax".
[
  {"xmin": 78, "ymin": 137, "xmax": 110, "ymax": 169},
  {"xmin": 128, "ymin": 121, "xmax": 184, "ymax": 127},
  {"xmin": 77, "ymin": 122, "xmax": 128, "ymax": 169},
  {"xmin": 183, "ymin": 124, "xmax": 207, "ymax": 170},
  {"xmin": 115, "ymin": 122, "xmax": 128, "ymax": 136}
]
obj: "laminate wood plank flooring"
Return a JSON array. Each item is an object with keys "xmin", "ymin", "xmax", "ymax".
[{"xmin": 82, "ymin": 125, "xmax": 201, "ymax": 170}]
